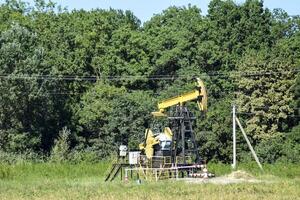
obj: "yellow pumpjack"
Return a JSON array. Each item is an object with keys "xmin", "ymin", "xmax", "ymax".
[{"xmin": 139, "ymin": 78, "xmax": 208, "ymax": 165}]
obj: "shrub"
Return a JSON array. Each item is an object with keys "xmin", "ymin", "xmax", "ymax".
[
  {"xmin": 280, "ymin": 125, "xmax": 300, "ymax": 163},
  {"xmin": 255, "ymin": 136, "xmax": 284, "ymax": 163},
  {"xmin": 49, "ymin": 127, "xmax": 71, "ymax": 163},
  {"xmin": 0, "ymin": 150, "xmax": 44, "ymax": 164},
  {"xmin": 68, "ymin": 149, "xmax": 100, "ymax": 164}
]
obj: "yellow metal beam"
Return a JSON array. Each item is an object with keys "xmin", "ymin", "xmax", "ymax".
[{"xmin": 151, "ymin": 78, "xmax": 207, "ymax": 117}]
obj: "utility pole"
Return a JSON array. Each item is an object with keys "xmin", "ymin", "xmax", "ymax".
[
  {"xmin": 232, "ymin": 105, "xmax": 237, "ymax": 170},
  {"xmin": 231, "ymin": 105, "xmax": 263, "ymax": 171}
]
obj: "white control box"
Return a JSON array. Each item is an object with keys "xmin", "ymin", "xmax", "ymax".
[{"xmin": 129, "ymin": 151, "xmax": 140, "ymax": 165}]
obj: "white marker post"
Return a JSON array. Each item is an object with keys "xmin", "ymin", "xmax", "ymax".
[{"xmin": 232, "ymin": 105, "xmax": 237, "ymax": 170}]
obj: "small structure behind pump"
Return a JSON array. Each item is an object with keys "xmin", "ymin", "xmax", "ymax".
[{"xmin": 105, "ymin": 78, "xmax": 214, "ymax": 182}]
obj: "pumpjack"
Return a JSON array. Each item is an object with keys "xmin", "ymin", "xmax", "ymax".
[
  {"xmin": 105, "ymin": 78, "xmax": 212, "ymax": 182},
  {"xmin": 139, "ymin": 78, "xmax": 207, "ymax": 167}
]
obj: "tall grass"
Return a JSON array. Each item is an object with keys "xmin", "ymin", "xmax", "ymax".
[
  {"xmin": 0, "ymin": 162, "xmax": 110, "ymax": 181},
  {"xmin": 0, "ymin": 162, "xmax": 299, "ymax": 200},
  {"xmin": 1, "ymin": 161, "xmax": 299, "ymax": 181},
  {"xmin": 208, "ymin": 162, "xmax": 300, "ymax": 179}
]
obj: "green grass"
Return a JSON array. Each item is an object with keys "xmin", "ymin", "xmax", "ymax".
[
  {"xmin": 0, "ymin": 162, "xmax": 299, "ymax": 200},
  {"xmin": 208, "ymin": 162, "xmax": 300, "ymax": 178}
]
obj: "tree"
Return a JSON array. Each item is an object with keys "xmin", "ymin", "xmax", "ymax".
[
  {"xmin": 0, "ymin": 24, "xmax": 47, "ymax": 152},
  {"xmin": 0, "ymin": 0, "xmax": 299, "ymax": 163},
  {"xmin": 236, "ymin": 47, "xmax": 298, "ymax": 140},
  {"xmin": 75, "ymin": 82, "xmax": 154, "ymax": 156},
  {"xmin": 196, "ymin": 98, "xmax": 233, "ymax": 162},
  {"xmin": 207, "ymin": 0, "xmax": 273, "ymax": 70},
  {"xmin": 50, "ymin": 127, "xmax": 71, "ymax": 162}
]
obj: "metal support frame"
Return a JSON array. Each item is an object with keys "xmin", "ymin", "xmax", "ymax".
[
  {"xmin": 105, "ymin": 163, "xmax": 131, "ymax": 182},
  {"xmin": 169, "ymin": 105, "xmax": 201, "ymax": 165}
]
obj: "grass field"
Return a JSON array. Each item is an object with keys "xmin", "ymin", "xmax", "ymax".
[{"xmin": 0, "ymin": 162, "xmax": 299, "ymax": 200}]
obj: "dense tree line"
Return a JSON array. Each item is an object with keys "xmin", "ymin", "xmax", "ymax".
[{"xmin": 0, "ymin": 0, "xmax": 299, "ymax": 163}]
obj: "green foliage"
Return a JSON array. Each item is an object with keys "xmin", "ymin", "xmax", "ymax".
[
  {"xmin": 255, "ymin": 136, "xmax": 284, "ymax": 163},
  {"xmin": 0, "ymin": 150, "xmax": 44, "ymax": 164},
  {"xmin": 236, "ymin": 48, "xmax": 297, "ymax": 140},
  {"xmin": 75, "ymin": 82, "xmax": 154, "ymax": 156},
  {"xmin": 197, "ymin": 98, "xmax": 233, "ymax": 162},
  {"xmin": 0, "ymin": 0, "xmax": 299, "ymax": 163},
  {"xmin": 207, "ymin": 0, "xmax": 273, "ymax": 70},
  {"xmin": 67, "ymin": 149, "xmax": 101, "ymax": 164},
  {"xmin": 280, "ymin": 124, "xmax": 300, "ymax": 163},
  {"xmin": 294, "ymin": 67, "xmax": 300, "ymax": 122},
  {"xmin": 50, "ymin": 127, "xmax": 71, "ymax": 163},
  {"xmin": 0, "ymin": 24, "xmax": 46, "ymax": 152}
]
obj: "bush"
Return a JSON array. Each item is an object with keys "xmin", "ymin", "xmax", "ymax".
[
  {"xmin": 68, "ymin": 149, "xmax": 101, "ymax": 164},
  {"xmin": 49, "ymin": 127, "xmax": 71, "ymax": 163},
  {"xmin": 255, "ymin": 136, "xmax": 284, "ymax": 164},
  {"xmin": 254, "ymin": 125, "xmax": 300, "ymax": 164},
  {"xmin": 0, "ymin": 150, "xmax": 44, "ymax": 164},
  {"xmin": 280, "ymin": 125, "xmax": 300, "ymax": 163}
]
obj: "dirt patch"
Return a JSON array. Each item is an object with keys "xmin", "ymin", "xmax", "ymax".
[
  {"xmin": 226, "ymin": 170, "xmax": 254, "ymax": 179},
  {"xmin": 183, "ymin": 170, "xmax": 263, "ymax": 185}
]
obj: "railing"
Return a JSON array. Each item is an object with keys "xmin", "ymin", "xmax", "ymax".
[
  {"xmin": 138, "ymin": 155, "xmax": 194, "ymax": 167},
  {"xmin": 175, "ymin": 155, "xmax": 194, "ymax": 165},
  {"xmin": 124, "ymin": 164, "xmax": 207, "ymax": 182}
]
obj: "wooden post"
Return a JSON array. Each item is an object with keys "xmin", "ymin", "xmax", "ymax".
[{"xmin": 235, "ymin": 117, "xmax": 263, "ymax": 171}]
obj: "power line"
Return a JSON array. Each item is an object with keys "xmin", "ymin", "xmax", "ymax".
[
  {"xmin": 237, "ymin": 112, "xmax": 300, "ymax": 118},
  {"xmin": 0, "ymin": 70, "xmax": 300, "ymax": 80},
  {"xmin": 0, "ymin": 69, "xmax": 299, "ymax": 81},
  {"xmin": 235, "ymin": 105, "xmax": 300, "ymax": 110}
]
